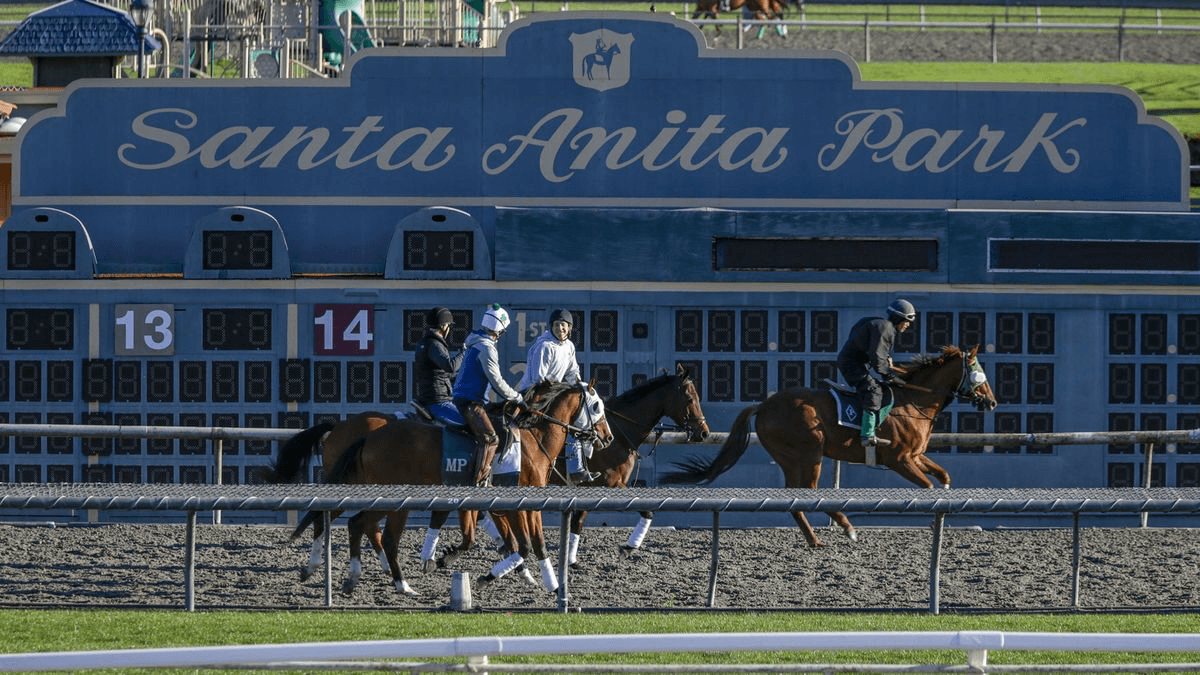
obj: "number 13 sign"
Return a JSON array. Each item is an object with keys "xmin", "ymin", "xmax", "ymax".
[{"xmin": 313, "ymin": 304, "xmax": 374, "ymax": 356}]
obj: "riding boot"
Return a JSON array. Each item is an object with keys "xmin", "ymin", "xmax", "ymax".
[
  {"xmin": 461, "ymin": 402, "xmax": 499, "ymax": 485},
  {"xmin": 859, "ymin": 410, "xmax": 890, "ymax": 466},
  {"xmin": 565, "ymin": 436, "xmax": 600, "ymax": 484}
]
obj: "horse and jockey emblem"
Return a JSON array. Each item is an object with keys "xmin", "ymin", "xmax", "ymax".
[{"xmin": 569, "ymin": 30, "xmax": 634, "ymax": 91}]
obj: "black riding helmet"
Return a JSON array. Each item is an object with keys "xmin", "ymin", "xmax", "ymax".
[
  {"xmin": 887, "ymin": 299, "xmax": 916, "ymax": 323},
  {"xmin": 549, "ymin": 308, "xmax": 573, "ymax": 326},
  {"xmin": 427, "ymin": 306, "xmax": 453, "ymax": 327}
]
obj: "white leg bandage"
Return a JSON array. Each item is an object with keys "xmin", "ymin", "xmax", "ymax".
[
  {"xmin": 376, "ymin": 549, "xmax": 391, "ymax": 575},
  {"xmin": 421, "ymin": 528, "xmax": 440, "ymax": 562},
  {"xmin": 348, "ymin": 557, "xmax": 362, "ymax": 583},
  {"xmin": 490, "ymin": 552, "xmax": 524, "ymax": 579},
  {"xmin": 626, "ymin": 516, "xmax": 652, "ymax": 549},
  {"xmin": 538, "ymin": 557, "xmax": 559, "ymax": 592},
  {"xmin": 567, "ymin": 532, "xmax": 581, "ymax": 566},
  {"xmin": 306, "ymin": 532, "xmax": 325, "ymax": 574}
]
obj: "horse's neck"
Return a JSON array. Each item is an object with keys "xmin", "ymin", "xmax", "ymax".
[
  {"xmin": 610, "ymin": 388, "xmax": 668, "ymax": 446},
  {"xmin": 904, "ymin": 359, "xmax": 961, "ymax": 417}
]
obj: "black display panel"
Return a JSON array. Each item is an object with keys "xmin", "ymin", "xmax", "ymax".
[
  {"xmin": 741, "ymin": 311, "xmax": 768, "ymax": 352},
  {"xmin": 202, "ymin": 309, "xmax": 272, "ymax": 350},
  {"xmin": 7, "ymin": 231, "xmax": 75, "ymax": 270},
  {"xmin": 778, "ymin": 311, "xmax": 805, "ymax": 352},
  {"xmin": 379, "ymin": 361, "xmax": 405, "ymax": 404},
  {"xmin": 202, "ymin": 230, "xmax": 273, "ymax": 270},
  {"xmin": 403, "ymin": 230, "xmax": 474, "ymax": 270},
  {"xmin": 708, "ymin": 310, "xmax": 736, "ymax": 352},
  {"xmin": 589, "ymin": 311, "xmax": 617, "ymax": 352},
  {"xmin": 6, "ymin": 308, "xmax": 73, "ymax": 350},
  {"xmin": 675, "ymin": 310, "xmax": 703, "ymax": 352},
  {"xmin": 991, "ymin": 239, "xmax": 1200, "ymax": 272},
  {"xmin": 713, "ymin": 238, "xmax": 938, "ymax": 271}
]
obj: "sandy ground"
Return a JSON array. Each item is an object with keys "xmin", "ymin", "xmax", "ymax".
[{"xmin": 2, "ymin": 520, "xmax": 1198, "ymax": 612}]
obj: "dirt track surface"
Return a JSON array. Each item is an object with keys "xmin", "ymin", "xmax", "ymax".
[
  {"xmin": 2, "ymin": 521, "xmax": 1198, "ymax": 611},
  {"xmin": 699, "ymin": 23, "xmax": 1200, "ymax": 64}
]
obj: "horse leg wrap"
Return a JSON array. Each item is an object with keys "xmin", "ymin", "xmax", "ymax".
[
  {"xmin": 421, "ymin": 528, "xmax": 440, "ymax": 562},
  {"xmin": 376, "ymin": 549, "xmax": 391, "ymax": 575},
  {"xmin": 627, "ymin": 516, "xmax": 652, "ymax": 549},
  {"xmin": 567, "ymin": 532, "xmax": 581, "ymax": 566},
  {"xmin": 304, "ymin": 532, "xmax": 325, "ymax": 576},
  {"xmin": 490, "ymin": 552, "xmax": 524, "ymax": 579},
  {"xmin": 538, "ymin": 557, "xmax": 559, "ymax": 593}
]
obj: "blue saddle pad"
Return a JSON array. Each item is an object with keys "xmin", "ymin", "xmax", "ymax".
[
  {"xmin": 440, "ymin": 428, "xmax": 478, "ymax": 486},
  {"xmin": 826, "ymin": 386, "xmax": 895, "ymax": 430}
]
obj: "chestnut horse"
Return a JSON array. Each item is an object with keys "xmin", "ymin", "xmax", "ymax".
[
  {"xmin": 325, "ymin": 381, "xmax": 613, "ymax": 594},
  {"xmin": 692, "ymin": 0, "xmax": 789, "ymax": 37},
  {"xmin": 662, "ymin": 345, "xmax": 997, "ymax": 547}
]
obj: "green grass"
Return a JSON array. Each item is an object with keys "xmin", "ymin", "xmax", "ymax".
[{"xmin": 4, "ymin": 610, "xmax": 1200, "ymax": 674}]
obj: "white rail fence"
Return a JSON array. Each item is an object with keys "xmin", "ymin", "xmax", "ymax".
[{"xmin": 3, "ymin": 630, "xmax": 1200, "ymax": 673}]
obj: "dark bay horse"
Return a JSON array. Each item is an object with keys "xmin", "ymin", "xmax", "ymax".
[
  {"xmin": 326, "ymin": 382, "xmax": 613, "ymax": 594},
  {"xmin": 558, "ymin": 364, "xmax": 709, "ymax": 566},
  {"xmin": 692, "ymin": 0, "xmax": 789, "ymax": 37},
  {"xmin": 662, "ymin": 345, "xmax": 997, "ymax": 547},
  {"xmin": 438, "ymin": 365, "xmax": 710, "ymax": 571}
]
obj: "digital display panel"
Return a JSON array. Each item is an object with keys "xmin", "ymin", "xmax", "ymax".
[
  {"xmin": 713, "ymin": 238, "xmax": 938, "ymax": 271},
  {"xmin": 7, "ymin": 231, "xmax": 75, "ymax": 270},
  {"xmin": 403, "ymin": 230, "xmax": 473, "ymax": 270},
  {"xmin": 991, "ymin": 239, "xmax": 1200, "ymax": 272},
  {"xmin": 202, "ymin": 230, "xmax": 273, "ymax": 270},
  {"xmin": 6, "ymin": 308, "xmax": 73, "ymax": 350},
  {"xmin": 203, "ymin": 309, "xmax": 272, "ymax": 350}
]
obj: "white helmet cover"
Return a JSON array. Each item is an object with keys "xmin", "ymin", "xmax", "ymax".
[{"xmin": 481, "ymin": 304, "xmax": 510, "ymax": 333}]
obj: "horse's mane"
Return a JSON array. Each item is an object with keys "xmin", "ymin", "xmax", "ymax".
[
  {"xmin": 524, "ymin": 380, "xmax": 577, "ymax": 415},
  {"xmin": 608, "ymin": 371, "xmax": 677, "ymax": 408},
  {"xmin": 900, "ymin": 344, "xmax": 964, "ymax": 373}
]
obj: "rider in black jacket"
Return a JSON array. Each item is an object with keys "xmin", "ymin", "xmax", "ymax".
[
  {"xmin": 413, "ymin": 306, "xmax": 465, "ymax": 426},
  {"xmin": 837, "ymin": 299, "xmax": 916, "ymax": 455}
]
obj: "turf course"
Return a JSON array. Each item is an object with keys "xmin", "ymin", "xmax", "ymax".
[{"xmin": 3, "ymin": 609, "xmax": 1200, "ymax": 673}]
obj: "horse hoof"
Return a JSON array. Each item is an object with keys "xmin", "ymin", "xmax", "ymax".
[
  {"xmin": 421, "ymin": 559, "xmax": 435, "ymax": 574},
  {"xmin": 299, "ymin": 568, "xmax": 313, "ymax": 582},
  {"xmin": 478, "ymin": 573, "xmax": 496, "ymax": 585},
  {"xmin": 617, "ymin": 544, "xmax": 635, "ymax": 560},
  {"xmin": 342, "ymin": 579, "xmax": 357, "ymax": 595},
  {"xmin": 846, "ymin": 529, "xmax": 858, "ymax": 542},
  {"xmin": 397, "ymin": 580, "xmax": 418, "ymax": 596},
  {"xmin": 569, "ymin": 561, "xmax": 582, "ymax": 571}
]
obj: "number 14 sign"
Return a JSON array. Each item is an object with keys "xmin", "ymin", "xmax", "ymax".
[{"xmin": 313, "ymin": 304, "xmax": 374, "ymax": 356}]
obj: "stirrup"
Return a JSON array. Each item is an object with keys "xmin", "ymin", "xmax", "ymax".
[
  {"xmin": 569, "ymin": 470, "xmax": 601, "ymax": 484},
  {"xmin": 861, "ymin": 435, "xmax": 891, "ymax": 447}
]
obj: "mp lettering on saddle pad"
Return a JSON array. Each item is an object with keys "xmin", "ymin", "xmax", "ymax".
[{"xmin": 14, "ymin": 13, "xmax": 1187, "ymax": 210}]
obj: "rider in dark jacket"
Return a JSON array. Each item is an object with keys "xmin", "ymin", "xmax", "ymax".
[
  {"xmin": 413, "ymin": 306, "xmax": 464, "ymax": 426},
  {"xmin": 837, "ymin": 299, "xmax": 916, "ymax": 454}
]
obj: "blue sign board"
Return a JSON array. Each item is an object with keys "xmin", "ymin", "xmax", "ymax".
[{"xmin": 15, "ymin": 12, "xmax": 1190, "ymax": 214}]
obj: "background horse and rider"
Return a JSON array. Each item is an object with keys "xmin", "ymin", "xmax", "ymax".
[
  {"xmin": 691, "ymin": 0, "xmax": 791, "ymax": 36},
  {"xmin": 663, "ymin": 345, "xmax": 997, "ymax": 547}
]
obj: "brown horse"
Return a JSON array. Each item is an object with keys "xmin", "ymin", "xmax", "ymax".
[
  {"xmin": 326, "ymin": 381, "xmax": 613, "ymax": 594},
  {"xmin": 662, "ymin": 345, "xmax": 997, "ymax": 547},
  {"xmin": 692, "ymin": 0, "xmax": 789, "ymax": 37}
]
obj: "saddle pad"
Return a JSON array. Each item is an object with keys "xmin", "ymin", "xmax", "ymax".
[
  {"xmin": 827, "ymin": 386, "xmax": 895, "ymax": 429},
  {"xmin": 440, "ymin": 428, "xmax": 478, "ymax": 486}
]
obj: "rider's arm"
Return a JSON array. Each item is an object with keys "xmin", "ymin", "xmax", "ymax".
[
  {"xmin": 481, "ymin": 342, "xmax": 521, "ymax": 402},
  {"xmin": 867, "ymin": 322, "xmax": 896, "ymax": 376}
]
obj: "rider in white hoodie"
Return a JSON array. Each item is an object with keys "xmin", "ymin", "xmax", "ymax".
[{"xmin": 518, "ymin": 308, "xmax": 599, "ymax": 483}]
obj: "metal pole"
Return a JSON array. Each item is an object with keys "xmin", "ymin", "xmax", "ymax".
[
  {"xmin": 1070, "ymin": 512, "xmax": 1081, "ymax": 609},
  {"xmin": 863, "ymin": 18, "xmax": 870, "ymax": 62},
  {"xmin": 323, "ymin": 511, "xmax": 333, "ymax": 608},
  {"xmin": 928, "ymin": 512, "xmax": 944, "ymax": 615},
  {"xmin": 138, "ymin": 27, "xmax": 146, "ymax": 78},
  {"xmin": 213, "ymin": 438, "xmax": 223, "ymax": 525},
  {"xmin": 184, "ymin": 510, "xmax": 196, "ymax": 611},
  {"xmin": 557, "ymin": 513, "xmax": 570, "ymax": 613},
  {"xmin": 736, "ymin": 14, "xmax": 744, "ymax": 50},
  {"xmin": 990, "ymin": 19, "xmax": 997, "ymax": 63},
  {"xmin": 706, "ymin": 511, "xmax": 720, "ymax": 608},
  {"xmin": 1141, "ymin": 442, "xmax": 1154, "ymax": 528}
]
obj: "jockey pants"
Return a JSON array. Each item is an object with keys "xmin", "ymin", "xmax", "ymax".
[
  {"xmin": 454, "ymin": 399, "xmax": 499, "ymax": 483},
  {"xmin": 423, "ymin": 400, "xmax": 464, "ymax": 426}
]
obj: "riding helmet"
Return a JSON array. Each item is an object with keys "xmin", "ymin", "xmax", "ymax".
[
  {"xmin": 427, "ymin": 306, "xmax": 454, "ymax": 327},
  {"xmin": 887, "ymin": 298, "xmax": 917, "ymax": 322},
  {"xmin": 549, "ymin": 308, "xmax": 573, "ymax": 326},
  {"xmin": 480, "ymin": 304, "xmax": 511, "ymax": 334}
]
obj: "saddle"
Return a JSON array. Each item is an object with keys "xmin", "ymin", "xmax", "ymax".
[
  {"xmin": 820, "ymin": 379, "xmax": 895, "ymax": 430},
  {"xmin": 409, "ymin": 403, "xmax": 517, "ymax": 486}
]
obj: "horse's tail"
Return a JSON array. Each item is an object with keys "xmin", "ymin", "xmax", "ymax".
[
  {"xmin": 262, "ymin": 422, "xmax": 335, "ymax": 483},
  {"xmin": 661, "ymin": 404, "xmax": 759, "ymax": 484},
  {"xmin": 324, "ymin": 437, "xmax": 367, "ymax": 484}
]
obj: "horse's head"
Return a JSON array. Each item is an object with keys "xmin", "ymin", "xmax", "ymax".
[
  {"xmin": 573, "ymin": 381, "xmax": 614, "ymax": 453},
  {"xmin": 959, "ymin": 345, "xmax": 998, "ymax": 412},
  {"xmin": 668, "ymin": 363, "xmax": 710, "ymax": 441}
]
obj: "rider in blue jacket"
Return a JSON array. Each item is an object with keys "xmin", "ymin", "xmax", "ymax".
[
  {"xmin": 452, "ymin": 304, "xmax": 522, "ymax": 484},
  {"xmin": 837, "ymin": 299, "xmax": 915, "ymax": 460}
]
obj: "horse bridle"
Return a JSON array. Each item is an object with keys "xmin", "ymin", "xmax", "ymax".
[{"xmin": 893, "ymin": 354, "xmax": 993, "ymax": 418}]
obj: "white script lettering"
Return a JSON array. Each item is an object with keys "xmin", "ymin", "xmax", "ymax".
[
  {"xmin": 817, "ymin": 109, "xmax": 1085, "ymax": 174},
  {"xmin": 482, "ymin": 108, "xmax": 789, "ymax": 182},
  {"xmin": 117, "ymin": 109, "xmax": 455, "ymax": 171}
]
